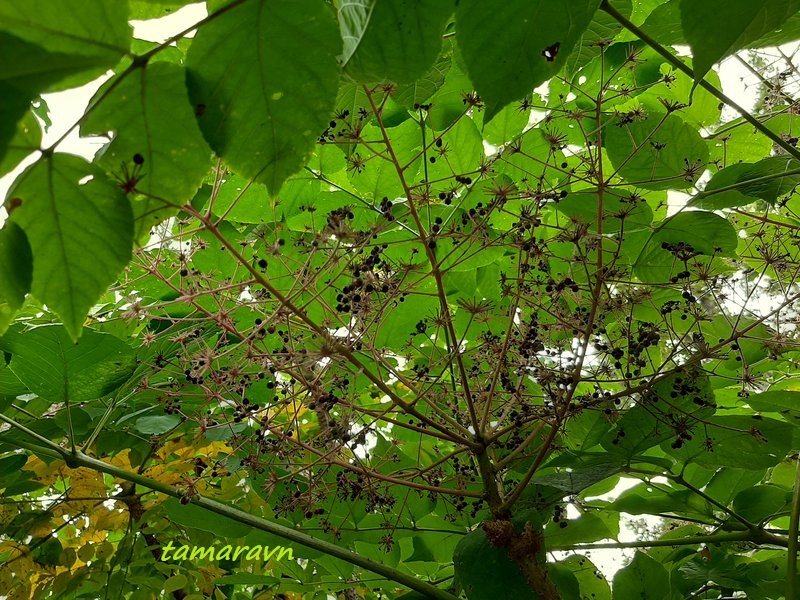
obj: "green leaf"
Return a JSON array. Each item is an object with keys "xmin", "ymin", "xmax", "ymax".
[
  {"xmin": 6, "ymin": 154, "xmax": 134, "ymax": 338},
  {"xmin": 214, "ymin": 573, "xmax": 281, "ymax": 585},
  {"xmin": 747, "ymin": 390, "xmax": 800, "ymax": 422},
  {"xmin": 554, "ymin": 188, "xmax": 653, "ymax": 234},
  {"xmin": 372, "ymin": 295, "xmax": 439, "ymax": 349},
  {"xmin": 699, "ymin": 317, "xmax": 774, "ymax": 375},
  {"xmin": 0, "ymin": 454, "xmax": 28, "ymax": 478},
  {"xmin": 0, "ymin": 222, "xmax": 32, "ymax": 335},
  {"xmin": 4, "ymin": 479, "xmax": 46, "ymax": 496},
  {"xmin": 676, "ymin": 547, "xmax": 749, "ymax": 591},
  {"xmin": 748, "ymin": 10, "xmax": 800, "ymax": 47},
  {"xmin": 53, "ymin": 407, "xmax": 92, "ymax": 437},
  {"xmin": 0, "ymin": 366, "xmax": 27, "ymax": 408},
  {"xmin": 633, "ymin": 211, "xmax": 737, "ymax": 283},
  {"xmin": 456, "ymin": 0, "xmax": 602, "ymax": 119},
  {"xmin": 337, "ymin": 0, "xmax": 372, "ymax": 67},
  {"xmin": 631, "ymin": 60, "xmax": 722, "ymax": 128},
  {"xmin": 427, "ymin": 116, "xmax": 483, "ymax": 177},
  {"xmin": 0, "ymin": 0, "xmax": 130, "ymax": 154},
  {"xmin": 0, "ymin": 6, "xmax": 129, "ymax": 174},
  {"xmin": 426, "ymin": 59, "xmax": 472, "ymax": 131},
  {"xmin": 732, "ymin": 484, "xmax": 791, "ymax": 522},
  {"xmin": 482, "ymin": 103, "xmax": 529, "ymax": 147},
  {"xmin": 395, "ymin": 592, "xmax": 432, "ymax": 600},
  {"xmin": 0, "ymin": 31, "xmax": 111, "ymax": 164},
  {"xmin": 134, "ymin": 415, "xmax": 181, "ymax": 435},
  {"xmin": 680, "ymin": 0, "xmax": 800, "ymax": 83},
  {"xmin": 639, "ymin": 1, "xmax": 684, "ymax": 46},
  {"xmin": 611, "ymin": 485, "xmax": 712, "ymax": 519},
  {"xmin": 550, "ymin": 563, "xmax": 582, "ymax": 600},
  {"xmin": 603, "ymin": 110, "xmax": 709, "ymax": 191},
  {"xmin": 0, "ymin": 1, "xmax": 130, "ymax": 65},
  {"xmin": 392, "ymin": 52, "xmax": 451, "ymax": 110},
  {"xmin": 708, "ymin": 118, "xmax": 773, "ymax": 166},
  {"xmin": 704, "ymin": 468, "xmax": 765, "ymax": 505},
  {"xmin": 82, "ymin": 62, "xmax": 213, "ymax": 206},
  {"xmin": 612, "ymin": 551, "xmax": 670, "ymax": 600},
  {"xmin": 690, "ymin": 157, "xmax": 800, "ymax": 210},
  {"xmin": 563, "ymin": 0, "xmax": 632, "ymax": 75},
  {"xmin": 557, "ymin": 555, "xmax": 610, "ymax": 600},
  {"xmin": 32, "ymin": 537, "xmax": 62, "ymax": 566},
  {"xmin": 0, "ymin": 325, "xmax": 136, "ymax": 403},
  {"xmin": 545, "ymin": 513, "xmax": 615, "ymax": 547},
  {"xmin": 339, "ymin": 0, "xmax": 453, "ymax": 84},
  {"xmin": 0, "ymin": 110, "xmax": 40, "ymax": 178},
  {"xmin": 665, "ymin": 415, "xmax": 792, "ymax": 470},
  {"xmin": 534, "ymin": 463, "xmax": 624, "ymax": 496},
  {"xmin": 186, "ymin": 0, "xmax": 340, "ymax": 194},
  {"xmin": 201, "ymin": 175, "xmax": 271, "ymax": 224},
  {"xmin": 129, "ymin": 0, "xmax": 192, "ymax": 19},
  {"xmin": 163, "ymin": 574, "xmax": 187, "ymax": 593},
  {"xmin": 453, "ymin": 528, "xmax": 533, "ymax": 600}
]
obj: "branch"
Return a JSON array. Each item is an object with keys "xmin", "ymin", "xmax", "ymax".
[
  {"xmin": 788, "ymin": 456, "xmax": 800, "ymax": 600},
  {"xmin": 183, "ymin": 206, "xmax": 478, "ymax": 449},
  {"xmin": 599, "ymin": 0, "xmax": 800, "ymax": 162},
  {"xmin": 362, "ymin": 87, "xmax": 483, "ymax": 440},
  {"xmin": 549, "ymin": 529, "xmax": 785, "ymax": 552},
  {"xmin": 692, "ymin": 167, "xmax": 800, "ymax": 205},
  {"xmin": 0, "ymin": 414, "xmax": 457, "ymax": 600}
]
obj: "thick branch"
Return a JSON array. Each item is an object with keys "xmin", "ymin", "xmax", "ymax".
[
  {"xmin": 549, "ymin": 529, "xmax": 787, "ymax": 552},
  {"xmin": 0, "ymin": 414, "xmax": 457, "ymax": 600}
]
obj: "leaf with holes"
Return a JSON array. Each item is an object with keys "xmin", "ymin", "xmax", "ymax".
[{"xmin": 456, "ymin": 0, "xmax": 602, "ymax": 120}]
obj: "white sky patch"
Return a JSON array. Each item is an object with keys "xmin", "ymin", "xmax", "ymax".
[
  {"xmin": 130, "ymin": 3, "xmax": 207, "ymax": 43},
  {"xmin": 551, "ymin": 477, "xmax": 663, "ymax": 580}
]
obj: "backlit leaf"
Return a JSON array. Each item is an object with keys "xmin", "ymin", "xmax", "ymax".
[
  {"xmin": 5, "ymin": 154, "xmax": 134, "ymax": 338},
  {"xmin": 0, "ymin": 325, "xmax": 135, "ymax": 403},
  {"xmin": 456, "ymin": 0, "xmax": 602, "ymax": 120},
  {"xmin": 339, "ymin": 0, "xmax": 453, "ymax": 84},
  {"xmin": 680, "ymin": 0, "xmax": 800, "ymax": 83},
  {"xmin": 186, "ymin": 0, "xmax": 340, "ymax": 193},
  {"xmin": 83, "ymin": 62, "xmax": 213, "ymax": 206}
]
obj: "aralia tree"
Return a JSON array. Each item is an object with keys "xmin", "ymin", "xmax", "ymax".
[{"xmin": 2, "ymin": 1, "xmax": 800, "ymax": 599}]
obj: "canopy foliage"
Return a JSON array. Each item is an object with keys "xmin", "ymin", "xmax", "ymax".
[{"xmin": 2, "ymin": 1, "xmax": 800, "ymax": 599}]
